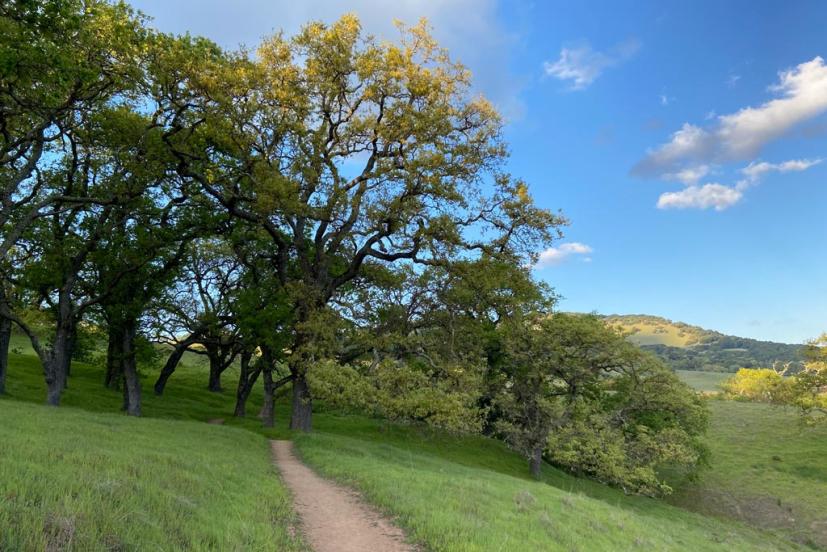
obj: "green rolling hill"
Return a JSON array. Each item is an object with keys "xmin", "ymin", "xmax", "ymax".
[{"xmin": 603, "ymin": 315, "xmax": 805, "ymax": 373}]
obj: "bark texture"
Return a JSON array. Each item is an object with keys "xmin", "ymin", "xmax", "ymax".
[
  {"xmin": 207, "ymin": 350, "xmax": 223, "ymax": 392},
  {"xmin": 233, "ymin": 351, "xmax": 259, "ymax": 418},
  {"xmin": 290, "ymin": 374, "xmax": 312, "ymax": 432},
  {"xmin": 120, "ymin": 319, "xmax": 141, "ymax": 416},
  {"xmin": 105, "ymin": 325, "xmax": 123, "ymax": 389},
  {"xmin": 529, "ymin": 446, "xmax": 543, "ymax": 479},
  {"xmin": 261, "ymin": 364, "xmax": 275, "ymax": 428}
]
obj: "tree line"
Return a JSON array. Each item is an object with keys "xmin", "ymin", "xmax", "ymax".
[{"xmin": 0, "ymin": 0, "xmax": 708, "ymax": 491}]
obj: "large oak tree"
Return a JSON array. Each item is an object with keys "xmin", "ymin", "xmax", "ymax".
[{"xmin": 156, "ymin": 16, "xmax": 562, "ymax": 431}]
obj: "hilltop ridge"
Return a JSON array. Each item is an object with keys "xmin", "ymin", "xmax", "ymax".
[{"xmin": 602, "ymin": 314, "xmax": 804, "ymax": 373}]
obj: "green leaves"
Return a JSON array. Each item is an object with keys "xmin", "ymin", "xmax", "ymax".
[
  {"xmin": 309, "ymin": 358, "xmax": 484, "ymax": 433},
  {"xmin": 493, "ymin": 313, "xmax": 709, "ymax": 494},
  {"xmin": 721, "ymin": 336, "xmax": 827, "ymax": 422}
]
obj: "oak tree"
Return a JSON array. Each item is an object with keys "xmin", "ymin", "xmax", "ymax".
[{"xmin": 157, "ymin": 16, "xmax": 561, "ymax": 430}]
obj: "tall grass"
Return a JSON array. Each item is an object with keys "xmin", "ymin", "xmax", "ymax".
[{"xmin": 0, "ymin": 400, "xmax": 305, "ymax": 551}]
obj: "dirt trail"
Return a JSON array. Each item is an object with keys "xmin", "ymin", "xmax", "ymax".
[{"xmin": 271, "ymin": 440, "xmax": 413, "ymax": 552}]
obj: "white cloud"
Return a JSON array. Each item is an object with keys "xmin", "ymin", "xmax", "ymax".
[
  {"xmin": 633, "ymin": 123, "xmax": 713, "ymax": 178},
  {"xmin": 719, "ymin": 58, "xmax": 827, "ymax": 158},
  {"xmin": 740, "ymin": 158, "xmax": 822, "ymax": 182},
  {"xmin": 635, "ymin": 57, "xmax": 827, "ymax": 212},
  {"xmin": 534, "ymin": 242, "xmax": 593, "ymax": 268},
  {"xmin": 727, "ymin": 74, "xmax": 741, "ymax": 88},
  {"xmin": 663, "ymin": 164, "xmax": 710, "ymax": 185},
  {"xmin": 633, "ymin": 57, "xmax": 827, "ymax": 178},
  {"xmin": 659, "ymin": 89, "xmax": 676, "ymax": 107},
  {"xmin": 543, "ymin": 38, "xmax": 641, "ymax": 90},
  {"xmin": 657, "ymin": 183, "xmax": 742, "ymax": 211},
  {"xmin": 657, "ymin": 157, "xmax": 821, "ymax": 211}
]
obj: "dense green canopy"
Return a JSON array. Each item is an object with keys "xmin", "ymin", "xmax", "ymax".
[{"xmin": 0, "ymin": 0, "xmax": 709, "ymax": 491}]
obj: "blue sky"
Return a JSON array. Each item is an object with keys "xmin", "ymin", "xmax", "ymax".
[{"xmin": 130, "ymin": 0, "xmax": 827, "ymax": 343}]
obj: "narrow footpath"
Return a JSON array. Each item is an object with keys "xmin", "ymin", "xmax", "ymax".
[{"xmin": 270, "ymin": 440, "xmax": 414, "ymax": 552}]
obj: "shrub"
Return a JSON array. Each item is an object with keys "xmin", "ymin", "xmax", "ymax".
[
  {"xmin": 721, "ymin": 368, "xmax": 794, "ymax": 403},
  {"xmin": 309, "ymin": 358, "xmax": 484, "ymax": 433}
]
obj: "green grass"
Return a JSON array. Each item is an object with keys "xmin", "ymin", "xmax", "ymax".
[
  {"xmin": 669, "ymin": 400, "xmax": 827, "ymax": 549},
  {"xmin": 292, "ymin": 426, "xmax": 803, "ymax": 551},
  {"xmin": 0, "ymin": 336, "xmax": 815, "ymax": 551},
  {"xmin": 607, "ymin": 318, "xmax": 701, "ymax": 347},
  {"xmin": 677, "ymin": 369, "xmax": 731, "ymax": 392},
  {"xmin": 0, "ymin": 400, "xmax": 305, "ymax": 551},
  {"xmin": 3, "ymin": 335, "xmax": 295, "ymax": 438}
]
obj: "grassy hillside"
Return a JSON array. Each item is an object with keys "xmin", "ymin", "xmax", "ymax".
[
  {"xmin": 294, "ymin": 426, "xmax": 803, "ymax": 551},
  {"xmin": 669, "ymin": 400, "xmax": 827, "ymax": 550},
  {"xmin": 606, "ymin": 315, "xmax": 704, "ymax": 347},
  {"xmin": 0, "ymin": 339, "xmax": 814, "ymax": 551},
  {"xmin": 677, "ymin": 370, "xmax": 731, "ymax": 393},
  {"xmin": 0, "ymin": 400, "xmax": 304, "ymax": 551},
  {"xmin": 604, "ymin": 315, "xmax": 804, "ymax": 373},
  {"xmin": 2, "ymin": 335, "xmax": 292, "ymax": 436}
]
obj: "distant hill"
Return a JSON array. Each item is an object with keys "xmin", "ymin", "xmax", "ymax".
[{"xmin": 602, "ymin": 314, "xmax": 805, "ymax": 373}]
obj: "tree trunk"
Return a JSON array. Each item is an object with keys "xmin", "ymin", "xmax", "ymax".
[
  {"xmin": 233, "ymin": 352, "xmax": 259, "ymax": 418},
  {"xmin": 120, "ymin": 319, "xmax": 141, "ymax": 417},
  {"xmin": 0, "ymin": 316, "xmax": 10, "ymax": 395},
  {"xmin": 45, "ymin": 364, "xmax": 64, "ymax": 406},
  {"xmin": 105, "ymin": 325, "xmax": 123, "ymax": 389},
  {"xmin": 261, "ymin": 362, "xmax": 275, "ymax": 428},
  {"xmin": 529, "ymin": 445, "xmax": 544, "ymax": 479},
  {"xmin": 207, "ymin": 350, "xmax": 223, "ymax": 392},
  {"xmin": 62, "ymin": 326, "xmax": 75, "ymax": 388},
  {"xmin": 289, "ymin": 373, "xmax": 312, "ymax": 432},
  {"xmin": 153, "ymin": 335, "xmax": 196, "ymax": 395},
  {"xmin": 44, "ymin": 316, "xmax": 73, "ymax": 406},
  {"xmin": 45, "ymin": 354, "xmax": 67, "ymax": 406}
]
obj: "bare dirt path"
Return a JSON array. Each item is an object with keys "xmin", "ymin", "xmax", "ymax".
[{"xmin": 270, "ymin": 440, "xmax": 414, "ymax": 552}]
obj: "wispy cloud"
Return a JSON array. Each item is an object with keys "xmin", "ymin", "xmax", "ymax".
[
  {"xmin": 534, "ymin": 242, "xmax": 593, "ymax": 268},
  {"xmin": 634, "ymin": 57, "xmax": 827, "ymax": 178},
  {"xmin": 663, "ymin": 164, "xmax": 710, "ymax": 185},
  {"xmin": 740, "ymin": 158, "xmax": 822, "ymax": 182},
  {"xmin": 543, "ymin": 38, "xmax": 641, "ymax": 90},
  {"xmin": 635, "ymin": 57, "xmax": 827, "ymax": 211},
  {"xmin": 659, "ymin": 89, "xmax": 676, "ymax": 107},
  {"xmin": 657, "ymin": 157, "xmax": 821, "ymax": 211}
]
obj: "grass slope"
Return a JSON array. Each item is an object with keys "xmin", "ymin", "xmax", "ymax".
[
  {"xmin": 2, "ymin": 335, "xmax": 294, "ymax": 438},
  {"xmin": 293, "ymin": 425, "xmax": 802, "ymax": 551},
  {"xmin": 676, "ymin": 370, "xmax": 731, "ymax": 393},
  {"xmin": 670, "ymin": 400, "xmax": 827, "ymax": 549},
  {"xmin": 605, "ymin": 315, "xmax": 706, "ymax": 347},
  {"xmin": 0, "ymin": 400, "xmax": 305, "ymax": 551},
  {"xmin": 604, "ymin": 315, "xmax": 803, "ymax": 373},
  {"xmin": 0, "ymin": 338, "xmax": 813, "ymax": 551}
]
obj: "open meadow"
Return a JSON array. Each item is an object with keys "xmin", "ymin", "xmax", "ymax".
[{"xmin": 1, "ymin": 345, "xmax": 820, "ymax": 551}]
